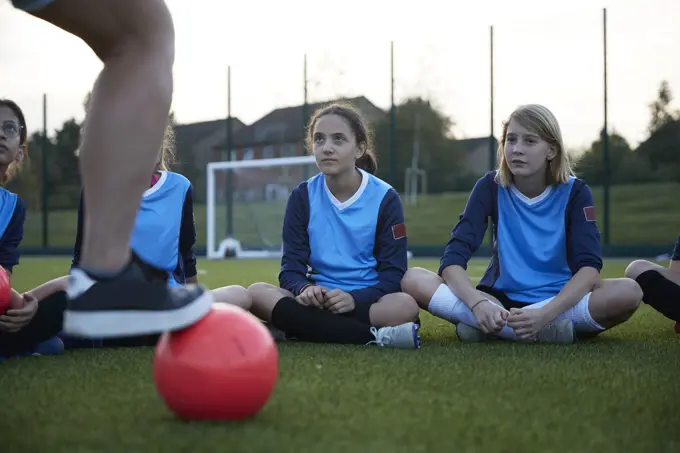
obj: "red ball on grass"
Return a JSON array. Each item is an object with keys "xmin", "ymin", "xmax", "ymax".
[{"xmin": 153, "ymin": 303, "xmax": 279, "ymax": 421}]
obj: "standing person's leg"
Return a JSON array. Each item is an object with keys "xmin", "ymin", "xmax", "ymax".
[{"xmin": 12, "ymin": 0, "xmax": 212, "ymax": 338}]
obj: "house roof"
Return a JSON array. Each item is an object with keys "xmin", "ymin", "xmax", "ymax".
[
  {"xmin": 174, "ymin": 118, "xmax": 245, "ymax": 153},
  {"xmin": 214, "ymin": 96, "xmax": 386, "ymax": 150},
  {"xmin": 456, "ymin": 136, "xmax": 498, "ymax": 153}
]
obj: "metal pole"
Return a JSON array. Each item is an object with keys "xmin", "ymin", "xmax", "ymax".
[
  {"xmin": 41, "ymin": 93, "xmax": 49, "ymax": 248},
  {"xmin": 226, "ymin": 65, "xmax": 234, "ymax": 237},
  {"xmin": 487, "ymin": 26, "xmax": 495, "ymax": 248},
  {"xmin": 302, "ymin": 54, "xmax": 309, "ymax": 179},
  {"xmin": 489, "ymin": 25, "xmax": 495, "ymax": 171},
  {"xmin": 390, "ymin": 41, "xmax": 397, "ymax": 186},
  {"xmin": 602, "ymin": 8, "xmax": 610, "ymax": 245}
]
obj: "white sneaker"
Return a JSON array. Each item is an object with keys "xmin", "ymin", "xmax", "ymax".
[
  {"xmin": 368, "ymin": 322, "xmax": 421, "ymax": 349},
  {"xmin": 455, "ymin": 323, "xmax": 489, "ymax": 343},
  {"xmin": 534, "ymin": 318, "xmax": 575, "ymax": 344}
]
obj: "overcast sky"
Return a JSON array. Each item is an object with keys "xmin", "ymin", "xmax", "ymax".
[{"xmin": 1, "ymin": 0, "xmax": 678, "ymax": 151}]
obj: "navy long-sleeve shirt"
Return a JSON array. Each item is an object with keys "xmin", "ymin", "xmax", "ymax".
[
  {"xmin": 279, "ymin": 170, "xmax": 408, "ymax": 306},
  {"xmin": 439, "ymin": 171, "xmax": 603, "ymax": 304}
]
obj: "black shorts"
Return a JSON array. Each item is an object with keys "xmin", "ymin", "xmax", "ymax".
[
  {"xmin": 0, "ymin": 290, "xmax": 67, "ymax": 357},
  {"xmin": 476, "ymin": 285, "xmax": 531, "ymax": 310},
  {"xmin": 0, "ymin": 290, "xmax": 159, "ymax": 355}
]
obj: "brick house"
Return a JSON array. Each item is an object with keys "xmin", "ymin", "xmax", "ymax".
[{"xmin": 211, "ymin": 96, "xmax": 386, "ymax": 201}]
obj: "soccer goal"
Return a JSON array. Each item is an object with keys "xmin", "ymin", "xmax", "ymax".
[{"xmin": 206, "ymin": 155, "xmax": 319, "ymax": 259}]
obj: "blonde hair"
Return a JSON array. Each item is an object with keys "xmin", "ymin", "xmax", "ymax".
[{"xmin": 495, "ymin": 104, "xmax": 574, "ymax": 187}]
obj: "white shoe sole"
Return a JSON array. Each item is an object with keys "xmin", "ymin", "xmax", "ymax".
[{"xmin": 62, "ymin": 290, "xmax": 214, "ymax": 338}]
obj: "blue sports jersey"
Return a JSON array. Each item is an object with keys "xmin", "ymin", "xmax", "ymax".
[
  {"xmin": 672, "ymin": 235, "xmax": 680, "ymax": 262},
  {"xmin": 72, "ymin": 171, "xmax": 197, "ymax": 286},
  {"xmin": 279, "ymin": 169, "xmax": 408, "ymax": 305},
  {"xmin": 439, "ymin": 171, "xmax": 602, "ymax": 304},
  {"xmin": 0, "ymin": 188, "xmax": 24, "ymax": 274}
]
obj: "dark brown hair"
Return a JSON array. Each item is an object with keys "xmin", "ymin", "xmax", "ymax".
[
  {"xmin": 0, "ymin": 99, "xmax": 28, "ymax": 183},
  {"xmin": 305, "ymin": 102, "xmax": 378, "ymax": 175}
]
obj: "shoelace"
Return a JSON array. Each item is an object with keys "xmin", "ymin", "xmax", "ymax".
[{"xmin": 370, "ymin": 326, "xmax": 394, "ymax": 347}]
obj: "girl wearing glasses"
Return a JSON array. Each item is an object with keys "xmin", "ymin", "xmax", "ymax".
[{"xmin": 0, "ymin": 99, "xmax": 63, "ymax": 359}]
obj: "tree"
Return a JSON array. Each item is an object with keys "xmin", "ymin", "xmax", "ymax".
[
  {"xmin": 648, "ymin": 81, "xmax": 679, "ymax": 136},
  {"xmin": 575, "ymin": 129, "xmax": 639, "ymax": 185},
  {"xmin": 48, "ymin": 119, "xmax": 82, "ymax": 208},
  {"xmin": 373, "ymin": 97, "xmax": 464, "ymax": 193}
]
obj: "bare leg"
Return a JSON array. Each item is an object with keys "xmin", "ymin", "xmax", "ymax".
[
  {"xmin": 401, "ymin": 267, "xmax": 507, "ymax": 342},
  {"xmin": 31, "ymin": 0, "xmax": 175, "ymax": 272},
  {"xmin": 247, "ymin": 283, "xmax": 420, "ymax": 348},
  {"xmin": 586, "ymin": 278, "xmax": 641, "ymax": 329},
  {"xmin": 401, "ymin": 267, "xmax": 574, "ymax": 344},
  {"xmin": 624, "ymin": 259, "xmax": 680, "ymax": 323},
  {"xmin": 211, "ymin": 285, "xmax": 252, "ymax": 311},
  {"xmin": 28, "ymin": 276, "xmax": 69, "ymax": 301},
  {"xmin": 367, "ymin": 292, "xmax": 420, "ymax": 327},
  {"xmin": 13, "ymin": 0, "xmax": 213, "ymax": 338},
  {"xmin": 247, "ymin": 283, "xmax": 294, "ymax": 322},
  {"xmin": 625, "ymin": 260, "xmax": 680, "ymax": 285}
]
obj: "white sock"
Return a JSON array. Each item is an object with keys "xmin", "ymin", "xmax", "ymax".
[{"xmin": 427, "ymin": 284, "xmax": 520, "ymax": 341}]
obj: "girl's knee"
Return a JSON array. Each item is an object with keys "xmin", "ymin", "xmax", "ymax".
[
  {"xmin": 618, "ymin": 278, "xmax": 643, "ymax": 312},
  {"xmin": 600, "ymin": 278, "xmax": 642, "ymax": 314},
  {"xmin": 230, "ymin": 285, "xmax": 252, "ymax": 311},
  {"xmin": 393, "ymin": 293, "xmax": 421, "ymax": 322},
  {"xmin": 212, "ymin": 285, "xmax": 252, "ymax": 310},
  {"xmin": 624, "ymin": 259, "xmax": 658, "ymax": 280},
  {"xmin": 401, "ymin": 267, "xmax": 443, "ymax": 305},
  {"xmin": 371, "ymin": 292, "xmax": 421, "ymax": 326},
  {"xmin": 246, "ymin": 282, "xmax": 279, "ymax": 305}
]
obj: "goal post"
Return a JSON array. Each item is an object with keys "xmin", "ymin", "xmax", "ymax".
[{"xmin": 206, "ymin": 155, "xmax": 318, "ymax": 259}]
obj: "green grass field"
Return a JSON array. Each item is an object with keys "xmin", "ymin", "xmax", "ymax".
[
  {"xmin": 25, "ymin": 182, "xmax": 680, "ymax": 248},
  {"xmin": 1, "ymin": 257, "xmax": 679, "ymax": 453}
]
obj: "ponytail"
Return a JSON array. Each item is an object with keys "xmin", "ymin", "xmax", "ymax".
[{"xmin": 356, "ymin": 149, "xmax": 378, "ymax": 175}]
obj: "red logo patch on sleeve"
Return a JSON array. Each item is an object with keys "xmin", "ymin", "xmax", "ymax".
[
  {"xmin": 583, "ymin": 206, "xmax": 596, "ymax": 222},
  {"xmin": 392, "ymin": 223, "xmax": 407, "ymax": 240}
]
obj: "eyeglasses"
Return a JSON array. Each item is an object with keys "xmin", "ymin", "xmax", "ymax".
[{"xmin": 1, "ymin": 121, "xmax": 23, "ymax": 139}]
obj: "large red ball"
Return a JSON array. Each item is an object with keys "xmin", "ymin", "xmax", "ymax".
[
  {"xmin": 0, "ymin": 268, "xmax": 11, "ymax": 315},
  {"xmin": 153, "ymin": 303, "xmax": 279, "ymax": 421}
]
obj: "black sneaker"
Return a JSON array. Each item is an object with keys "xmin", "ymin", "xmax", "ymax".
[{"xmin": 63, "ymin": 253, "xmax": 213, "ymax": 338}]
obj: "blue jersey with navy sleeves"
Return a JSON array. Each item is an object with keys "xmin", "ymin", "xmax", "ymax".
[
  {"xmin": 279, "ymin": 169, "xmax": 408, "ymax": 306},
  {"xmin": 71, "ymin": 171, "xmax": 197, "ymax": 286},
  {"xmin": 0, "ymin": 188, "xmax": 24, "ymax": 274},
  {"xmin": 439, "ymin": 171, "xmax": 602, "ymax": 304}
]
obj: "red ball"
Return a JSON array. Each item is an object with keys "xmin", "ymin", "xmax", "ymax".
[
  {"xmin": 674, "ymin": 321, "xmax": 680, "ymax": 334},
  {"xmin": 0, "ymin": 268, "xmax": 11, "ymax": 315},
  {"xmin": 153, "ymin": 303, "xmax": 279, "ymax": 421}
]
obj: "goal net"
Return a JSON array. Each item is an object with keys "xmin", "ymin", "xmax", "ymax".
[{"xmin": 206, "ymin": 155, "xmax": 319, "ymax": 259}]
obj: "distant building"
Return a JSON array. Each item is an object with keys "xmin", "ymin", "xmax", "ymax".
[
  {"xmin": 458, "ymin": 136, "xmax": 499, "ymax": 177},
  {"xmin": 173, "ymin": 97, "xmax": 498, "ymax": 202},
  {"xmin": 211, "ymin": 96, "xmax": 386, "ymax": 202}
]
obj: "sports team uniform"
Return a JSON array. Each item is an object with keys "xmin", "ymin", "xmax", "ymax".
[
  {"xmin": 279, "ymin": 168, "xmax": 408, "ymax": 325},
  {"xmin": 437, "ymin": 170, "xmax": 605, "ymax": 335},
  {"xmin": 0, "ymin": 189, "xmax": 62, "ymax": 358},
  {"xmin": 62, "ymin": 171, "xmax": 197, "ymax": 349},
  {"xmin": 72, "ymin": 171, "xmax": 197, "ymax": 288}
]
